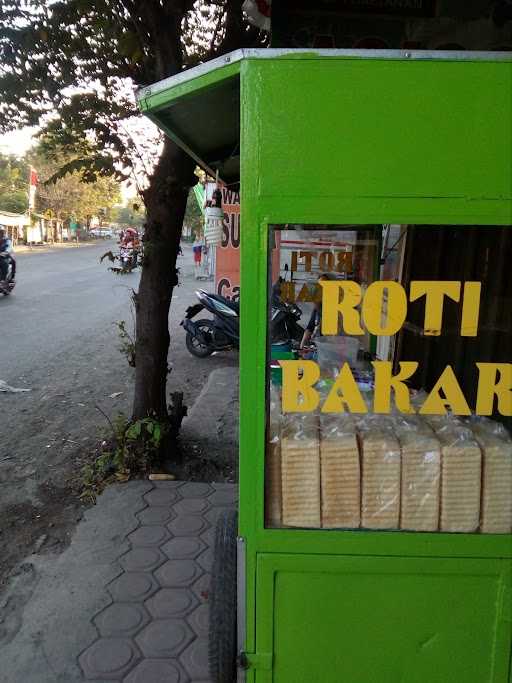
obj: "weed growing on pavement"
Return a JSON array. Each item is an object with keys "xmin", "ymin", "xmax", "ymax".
[
  {"xmin": 116, "ymin": 320, "xmax": 136, "ymax": 367},
  {"xmin": 81, "ymin": 412, "xmax": 168, "ymax": 503}
]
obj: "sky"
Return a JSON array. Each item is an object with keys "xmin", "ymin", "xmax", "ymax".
[
  {"xmin": 0, "ymin": 127, "xmax": 37, "ymax": 156},
  {"xmin": 0, "ymin": 126, "xmax": 138, "ymax": 202}
]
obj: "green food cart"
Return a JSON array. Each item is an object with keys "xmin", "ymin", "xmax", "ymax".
[{"xmin": 138, "ymin": 49, "xmax": 512, "ymax": 683}]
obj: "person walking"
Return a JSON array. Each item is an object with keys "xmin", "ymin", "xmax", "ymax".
[{"xmin": 192, "ymin": 236, "xmax": 202, "ymax": 279}]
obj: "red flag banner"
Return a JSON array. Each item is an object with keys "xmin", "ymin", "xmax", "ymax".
[{"xmin": 29, "ymin": 166, "xmax": 38, "ymax": 210}]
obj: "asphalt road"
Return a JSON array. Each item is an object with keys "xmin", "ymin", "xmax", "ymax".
[
  {"xmin": 2, "ymin": 241, "xmax": 139, "ymax": 378},
  {"xmin": 0, "ymin": 240, "xmax": 237, "ymax": 591}
]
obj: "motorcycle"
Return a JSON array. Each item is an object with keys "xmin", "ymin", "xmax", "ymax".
[
  {"xmin": 119, "ymin": 243, "xmax": 138, "ymax": 272},
  {"xmin": 0, "ymin": 254, "xmax": 16, "ymax": 296},
  {"xmin": 270, "ymin": 299, "xmax": 304, "ymax": 348},
  {"xmin": 181, "ymin": 289, "xmax": 304, "ymax": 358}
]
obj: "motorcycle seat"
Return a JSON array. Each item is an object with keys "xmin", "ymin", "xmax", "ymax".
[{"xmin": 209, "ymin": 293, "xmax": 239, "ymax": 314}]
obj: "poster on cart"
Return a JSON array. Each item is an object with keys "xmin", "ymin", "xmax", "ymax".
[{"xmin": 204, "ymin": 182, "xmax": 241, "ymax": 301}]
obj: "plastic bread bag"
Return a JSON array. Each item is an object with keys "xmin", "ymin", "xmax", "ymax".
[
  {"xmin": 315, "ymin": 336, "xmax": 360, "ymax": 379},
  {"xmin": 356, "ymin": 414, "xmax": 401, "ymax": 530},
  {"xmin": 467, "ymin": 417, "xmax": 512, "ymax": 534},
  {"xmin": 319, "ymin": 413, "xmax": 360, "ymax": 529},
  {"xmin": 428, "ymin": 421, "xmax": 482, "ymax": 533},
  {"xmin": 393, "ymin": 415, "xmax": 441, "ymax": 532},
  {"xmin": 280, "ymin": 412, "xmax": 321, "ymax": 528}
]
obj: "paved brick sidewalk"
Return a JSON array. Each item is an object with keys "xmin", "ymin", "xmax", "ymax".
[
  {"xmin": 0, "ymin": 480, "xmax": 236, "ymax": 683},
  {"xmin": 78, "ymin": 481, "xmax": 236, "ymax": 682}
]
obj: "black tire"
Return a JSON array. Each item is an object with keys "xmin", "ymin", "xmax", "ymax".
[
  {"xmin": 209, "ymin": 509, "xmax": 238, "ymax": 683},
  {"xmin": 185, "ymin": 319, "xmax": 215, "ymax": 358}
]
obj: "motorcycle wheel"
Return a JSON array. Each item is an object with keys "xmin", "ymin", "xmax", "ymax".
[{"xmin": 186, "ymin": 319, "xmax": 215, "ymax": 358}]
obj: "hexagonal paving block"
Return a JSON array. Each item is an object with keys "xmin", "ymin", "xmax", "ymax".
[
  {"xmin": 119, "ymin": 547, "xmax": 166, "ymax": 573},
  {"xmin": 161, "ymin": 537, "xmax": 206, "ymax": 560},
  {"xmin": 151, "ymin": 480, "xmax": 183, "ymax": 489},
  {"xmin": 145, "ymin": 588, "xmax": 199, "ymax": 619},
  {"xmin": 167, "ymin": 515, "xmax": 209, "ymax": 537},
  {"xmin": 124, "ymin": 659, "xmax": 187, "ymax": 683},
  {"xmin": 78, "ymin": 637, "xmax": 141, "ymax": 680},
  {"xmin": 196, "ymin": 547, "xmax": 214, "ymax": 573},
  {"xmin": 173, "ymin": 498, "xmax": 210, "ymax": 515},
  {"xmin": 180, "ymin": 637, "xmax": 210, "ymax": 680},
  {"xmin": 93, "ymin": 602, "xmax": 150, "ymax": 637},
  {"xmin": 187, "ymin": 602, "xmax": 209, "ymax": 639},
  {"xmin": 143, "ymin": 488, "xmax": 180, "ymax": 506},
  {"xmin": 205, "ymin": 507, "xmax": 231, "ymax": 526},
  {"xmin": 107, "ymin": 572, "xmax": 159, "ymax": 603},
  {"xmin": 206, "ymin": 489, "xmax": 237, "ymax": 506},
  {"xmin": 155, "ymin": 559, "xmax": 203, "ymax": 588},
  {"xmin": 135, "ymin": 619, "xmax": 194, "ymax": 658},
  {"xmin": 178, "ymin": 482, "xmax": 212, "ymax": 498},
  {"xmin": 127, "ymin": 525, "xmax": 170, "ymax": 547},
  {"xmin": 136, "ymin": 506, "xmax": 175, "ymax": 525},
  {"xmin": 191, "ymin": 572, "xmax": 211, "ymax": 603},
  {"xmin": 199, "ymin": 527, "xmax": 215, "ymax": 547}
]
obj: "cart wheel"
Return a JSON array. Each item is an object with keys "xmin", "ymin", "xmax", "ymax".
[{"xmin": 209, "ymin": 509, "xmax": 238, "ymax": 683}]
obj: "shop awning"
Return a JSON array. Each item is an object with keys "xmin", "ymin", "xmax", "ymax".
[{"xmin": 0, "ymin": 210, "xmax": 30, "ymax": 228}]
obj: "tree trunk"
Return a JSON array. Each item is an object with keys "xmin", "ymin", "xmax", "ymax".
[{"xmin": 132, "ymin": 138, "xmax": 195, "ymax": 420}]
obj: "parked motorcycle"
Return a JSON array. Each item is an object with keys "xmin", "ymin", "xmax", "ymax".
[
  {"xmin": 181, "ymin": 289, "xmax": 304, "ymax": 358},
  {"xmin": 270, "ymin": 299, "xmax": 304, "ymax": 348},
  {"xmin": 182, "ymin": 290, "xmax": 239, "ymax": 358},
  {"xmin": 0, "ymin": 254, "xmax": 16, "ymax": 296}
]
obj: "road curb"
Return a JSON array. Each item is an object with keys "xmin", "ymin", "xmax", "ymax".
[{"xmin": 14, "ymin": 241, "xmax": 109, "ymax": 254}]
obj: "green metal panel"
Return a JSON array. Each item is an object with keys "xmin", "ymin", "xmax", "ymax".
[
  {"xmin": 255, "ymin": 554, "xmax": 512, "ymax": 683},
  {"xmin": 254, "ymin": 60, "xmax": 512, "ymax": 204}
]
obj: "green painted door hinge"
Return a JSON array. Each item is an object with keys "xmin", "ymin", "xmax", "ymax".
[{"xmin": 237, "ymin": 651, "xmax": 273, "ymax": 671}]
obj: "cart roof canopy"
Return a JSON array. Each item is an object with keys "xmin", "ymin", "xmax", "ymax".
[
  {"xmin": 137, "ymin": 50, "xmax": 244, "ymax": 184},
  {"xmin": 138, "ymin": 48, "xmax": 512, "ymax": 223},
  {"xmin": 137, "ymin": 48, "xmax": 512, "ymax": 186}
]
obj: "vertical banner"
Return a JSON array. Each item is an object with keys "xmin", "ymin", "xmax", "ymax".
[
  {"xmin": 214, "ymin": 185, "xmax": 241, "ymax": 302},
  {"xmin": 28, "ymin": 166, "xmax": 38, "ymax": 210},
  {"xmin": 206, "ymin": 182, "xmax": 281, "ymax": 302}
]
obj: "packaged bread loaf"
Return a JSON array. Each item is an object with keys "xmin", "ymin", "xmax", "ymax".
[
  {"xmin": 320, "ymin": 413, "xmax": 360, "ymax": 529},
  {"xmin": 358, "ymin": 416, "xmax": 401, "ymax": 530},
  {"xmin": 470, "ymin": 418, "xmax": 512, "ymax": 534},
  {"xmin": 281, "ymin": 413, "xmax": 321, "ymax": 528},
  {"xmin": 432, "ymin": 421, "xmax": 482, "ymax": 533},
  {"xmin": 394, "ymin": 416, "xmax": 441, "ymax": 532},
  {"xmin": 265, "ymin": 386, "xmax": 282, "ymax": 528}
]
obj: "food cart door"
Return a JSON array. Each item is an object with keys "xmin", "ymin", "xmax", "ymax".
[{"xmin": 254, "ymin": 553, "xmax": 511, "ymax": 683}]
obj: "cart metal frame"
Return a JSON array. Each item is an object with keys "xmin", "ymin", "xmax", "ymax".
[{"xmin": 139, "ymin": 49, "xmax": 512, "ymax": 683}]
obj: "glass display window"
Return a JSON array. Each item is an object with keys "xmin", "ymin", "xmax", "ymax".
[{"xmin": 266, "ymin": 224, "xmax": 512, "ymax": 534}]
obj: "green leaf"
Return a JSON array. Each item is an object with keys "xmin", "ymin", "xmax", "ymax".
[
  {"xmin": 153, "ymin": 424, "xmax": 161, "ymax": 443},
  {"xmin": 126, "ymin": 421, "xmax": 142, "ymax": 439}
]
